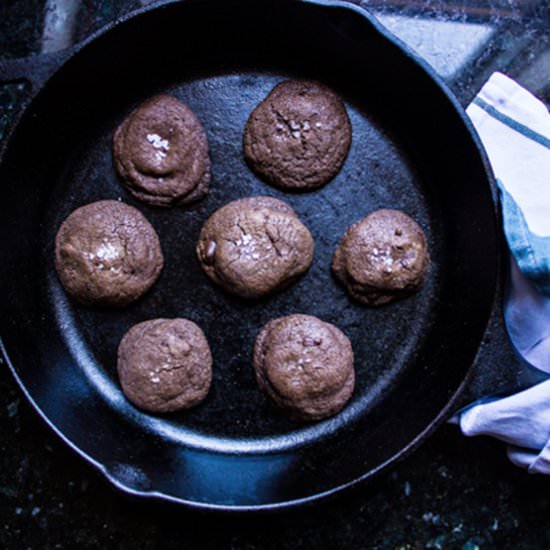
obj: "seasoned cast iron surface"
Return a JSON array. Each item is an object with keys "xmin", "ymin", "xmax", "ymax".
[{"xmin": 44, "ymin": 70, "xmax": 441, "ymax": 450}]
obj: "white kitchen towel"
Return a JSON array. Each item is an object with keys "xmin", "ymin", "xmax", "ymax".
[{"xmin": 455, "ymin": 72, "xmax": 550, "ymax": 474}]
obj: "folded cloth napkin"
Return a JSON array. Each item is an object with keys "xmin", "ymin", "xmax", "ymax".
[{"xmin": 454, "ymin": 72, "xmax": 550, "ymax": 474}]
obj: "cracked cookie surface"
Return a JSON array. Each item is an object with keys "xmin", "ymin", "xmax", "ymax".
[
  {"xmin": 332, "ymin": 209, "xmax": 430, "ymax": 306},
  {"xmin": 243, "ymin": 80, "xmax": 351, "ymax": 190},
  {"xmin": 117, "ymin": 318, "xmax": 212, "ymax": 413},
  {"xmin": 114, "ymin": 94, "xmax": 210, "ymax": 207},
  {"xmin": 253, "ymin": 314, "xmax": 355, "ymax": 421},
  {"xmin": 54, "ymin": 200, "xmax": 164, "ymax": 307},
  {"xmin": 196, "ymin": 196, "xmax": 314, "ymax": 298}
]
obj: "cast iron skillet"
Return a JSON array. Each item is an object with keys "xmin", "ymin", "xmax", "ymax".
[{"xmin": 0, "ymin": 0, "xmax": 546, "ymax": 512}]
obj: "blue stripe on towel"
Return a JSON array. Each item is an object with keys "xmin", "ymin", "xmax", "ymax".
[{"xmin": 473, "ymin": 97, "xmax": 550, "ymax": 150}]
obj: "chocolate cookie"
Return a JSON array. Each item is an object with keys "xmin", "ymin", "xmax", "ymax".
[
  {"xmin": 253, "ymin": 314, "xmax": 355, "ymax": 421},
  {"xmin": 113, "ymin": 94, "xmax": 210, "ymax": 207},
  {"xmin": 243, "ymin": 80, "xmax": 351, "ymax": 190},
  {"xmin": 117, "ymin": 318, "xmax": 212, "ymax": 413},
  {"xmin": 54, "ymin": 200, "xmax": 163, "ymax": 307},
  {"xmin": 332, "ymin": 209, "xmax": 430, "ymax": 306},
  {"xmin": 196, "ymin": 196, "xmax": 314, "ymax": 298}
]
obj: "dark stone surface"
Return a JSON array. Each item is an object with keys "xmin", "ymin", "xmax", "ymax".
[
  {"xmin": 0, "ymin": 0, "xmax": 44, "ymax": 59},
  {"xmin": 1, "ymin": 0, "xmax": 549, "ymax": 548}
]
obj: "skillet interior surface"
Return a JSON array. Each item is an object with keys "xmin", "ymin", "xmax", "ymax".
[{"xmin": 0, "ymin": 0, "xmax": 498, "ymax": 509}]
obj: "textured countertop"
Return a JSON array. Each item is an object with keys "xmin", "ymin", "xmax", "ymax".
[{"xmin": 1, "ymin": 1, "xmax": 549, "ymax": 548}]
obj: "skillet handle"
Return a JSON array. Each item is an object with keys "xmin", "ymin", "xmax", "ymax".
[
  {"xmin": 0, "ymin": 49, "xmax": 74, "ymax": 151},
  {"xmin": 0, "ymin": 49, "xmax": 72, "ymax": 92},
  {"xmin": 453, "ymin": 258, "xmax": 549, "ymax": 412}
]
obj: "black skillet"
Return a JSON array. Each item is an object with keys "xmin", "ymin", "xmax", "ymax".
[{"xmin": 0, "ymin": 0, "xmax": 546, "ymax": 512}]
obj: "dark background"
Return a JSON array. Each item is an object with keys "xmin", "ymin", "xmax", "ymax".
[{"xmin": 1, "ymin": 1, "xmax": 549, "ymax": 548}]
